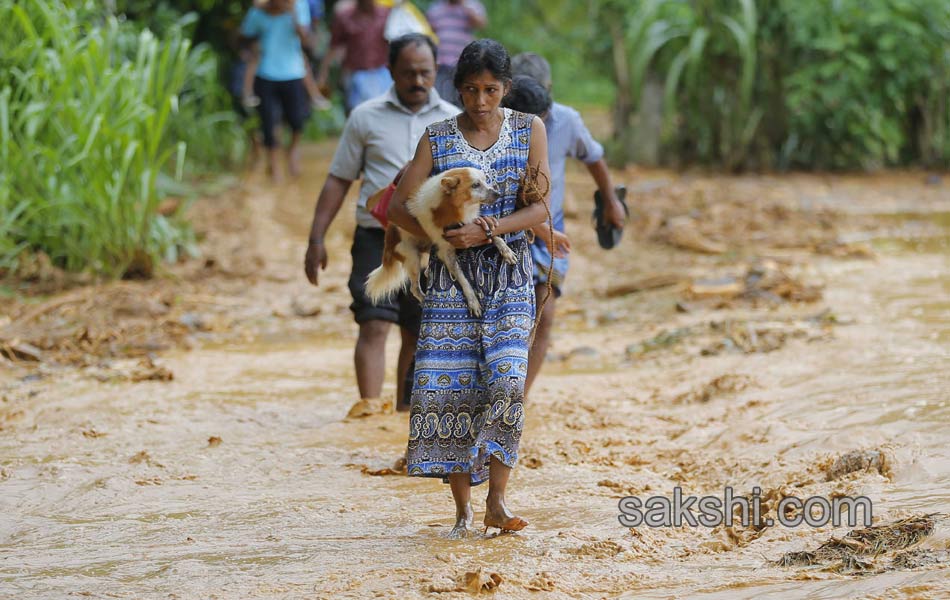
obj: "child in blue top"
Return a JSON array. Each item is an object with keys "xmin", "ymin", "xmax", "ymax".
[{"xmin": 240, "ymin": 0, "xmax": 328, "ymax": 179}]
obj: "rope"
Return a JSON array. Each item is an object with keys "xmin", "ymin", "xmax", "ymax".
[{"xmin": 517, "ymin": 165, "xmax": 554, "ymax": 349}]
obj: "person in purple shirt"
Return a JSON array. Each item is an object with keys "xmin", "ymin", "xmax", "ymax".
[
  {"xmin": 425, "ymin": 0, "xmax": 487, "ymax": 106},
  {"xmin": 508, "ymin": 53, "xmax": 628, "ymax": 396}
]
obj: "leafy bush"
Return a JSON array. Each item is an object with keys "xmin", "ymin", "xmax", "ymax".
[
  {"xmin": 480, "ymin": 0, "xmax": 950, "ymax": 170},
  {"xmin": 0, "ymin": 0, "xmax": 242, "ymax": 276}
]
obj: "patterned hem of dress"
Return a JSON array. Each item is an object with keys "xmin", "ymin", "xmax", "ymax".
[{"xmin": 407, "ymin": 440, "xmax": 518, "ymax": 486}]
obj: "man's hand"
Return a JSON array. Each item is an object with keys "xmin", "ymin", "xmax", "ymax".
[
  {"xmin": 603, "ymin": 191, "xmax": 627, "ymax": 230},
  {"xmin": 551, "ymin": 230, "xmax": 571, "ymax": 258},
  {"xmin": 304, "ymin": 239, "xmax": 328, "ymax": 285},
  {"xmin": 443, "ymin": 223, "xmax": 492, "ymax": 249}
]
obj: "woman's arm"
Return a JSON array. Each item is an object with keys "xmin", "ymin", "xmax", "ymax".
[{"xmin": 386, "ymin": 134, "xmax": 433, "ymax": 239}]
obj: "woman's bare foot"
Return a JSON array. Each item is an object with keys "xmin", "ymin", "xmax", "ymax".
[
  {"xmin": 446, "ymin": 503, "xmax": 475, "ymax": 539},
  {"xmin": 483, "ymin": 493, "xmax": 528, "ymax": 533}
]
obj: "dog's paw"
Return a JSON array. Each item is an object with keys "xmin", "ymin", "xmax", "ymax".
[
  {"xmin": 468, "ymin": 302, "xmax": 483, "ymax": 318},
  {"xmin": 497, "ymin": 242, "xmax": 518, "ymax": 265}
]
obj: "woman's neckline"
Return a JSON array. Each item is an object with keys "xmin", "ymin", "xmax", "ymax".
[{"xmin": 455, "ymin": 108, "xmax": 510, "ymax": 154}]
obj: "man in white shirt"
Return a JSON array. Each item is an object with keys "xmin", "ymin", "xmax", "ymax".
[{"xmin": 304, "ymin": 34, "xmax": 458, "ymax": 414}]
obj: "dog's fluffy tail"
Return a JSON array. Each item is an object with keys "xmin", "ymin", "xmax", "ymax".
[{"xmin": 365, "ymin": 225, "xmax": 408, "ymax": 303}]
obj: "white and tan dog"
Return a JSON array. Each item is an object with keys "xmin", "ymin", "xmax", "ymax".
[{"xmin": 365, "ymin": 167, "xmax": 517, "ymax": 317}]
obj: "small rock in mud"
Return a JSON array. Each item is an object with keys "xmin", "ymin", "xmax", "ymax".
[
  {"xmin": 291, "ymin": 295, "xmax": 323, "ymax": 318},
  {"xmin": 825, "ymin": 450, "xmax": 888, "ymax": 481},
  {"xmin": 207, "ymin": 436, "xmax": 222, "ymax": 447}
]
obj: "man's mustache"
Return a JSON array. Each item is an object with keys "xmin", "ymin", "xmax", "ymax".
[{"xmin": 410, "ymin": 86, "xmax": 426, "ymax": 94}]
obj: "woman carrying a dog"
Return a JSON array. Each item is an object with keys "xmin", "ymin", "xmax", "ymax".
[{"xmin": 388, "ymin": 39, "xmax": 551, "ymax": 538}]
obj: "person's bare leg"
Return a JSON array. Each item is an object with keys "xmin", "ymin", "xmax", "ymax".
[
  {"xmin": 265, "ymin": 144, "xmax": 282, "ymax": 180},
  {"xmin": 447, "ymin": 473, "xmax": 474, "ymax": 539},
  {"xmin": 525, "ymin": 283, "xmax": 557, "ymax": 396},
  {"xmin": 355, "ymin": 319, "xmax": 390, "ymax": 399},
  {"xmin": 396, "ymin": 326, "xmax": 418, "ymax": 412},
  {"xmin": 286, "ymin": 130, "xmax": 302, "ymax": 178},
  {"xmin": 484, "ymin": 455, "xmax": 528, "ymax": 532}
]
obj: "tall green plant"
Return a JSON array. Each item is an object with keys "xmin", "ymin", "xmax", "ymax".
[{"xmin": 0, "ymin": 0, "xmax": 238, "ymax": 276}]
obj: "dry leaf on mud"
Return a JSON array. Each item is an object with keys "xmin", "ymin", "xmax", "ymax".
[
  {"xmin": 360, "ymin": 456, "xmax": 408, "ymax": 476},
  {"xmin": 463, "ymin": 568, "xmax": 503, "ymax": 594}
]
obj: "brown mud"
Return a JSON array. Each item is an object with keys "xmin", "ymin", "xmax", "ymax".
[{"xmin": 1, "ymin": 140, "xmax": 949, "ymax": 599}]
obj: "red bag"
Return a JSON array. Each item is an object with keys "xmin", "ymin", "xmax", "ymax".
[
  {"xmin": 368, "ymin": 182, "xmax": 396, "ymax": 228},
  {"xmin": 367, "ymin": 165, "xmax": 409, "ymax": 229}
]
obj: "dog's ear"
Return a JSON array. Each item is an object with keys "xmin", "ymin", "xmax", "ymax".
[{"xmin": 440, "ymin": 175, "xmax": 460, "ymax": 194}]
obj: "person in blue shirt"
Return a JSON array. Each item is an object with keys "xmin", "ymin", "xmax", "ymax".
[
  {"xmin": 508, "ymin": 53, "xmax": 628, "ymax": 396},
  {"xmin": 240, "ymin": 0, "xmax": 315, "ymax": 180}
]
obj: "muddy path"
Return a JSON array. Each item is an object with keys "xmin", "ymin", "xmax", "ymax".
[{"xmin": 2, "ymin": 141, "xmax": 950, "ymax": 599}]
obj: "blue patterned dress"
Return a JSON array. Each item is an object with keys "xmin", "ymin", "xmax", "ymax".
[{"xmin": 407, "ymin": 108, "xmax": 536, "ymax": 485}]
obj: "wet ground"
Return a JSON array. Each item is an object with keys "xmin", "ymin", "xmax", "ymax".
[{"xmin": 1, "ymin": 141, "xmax": 949, "ymax": 599}]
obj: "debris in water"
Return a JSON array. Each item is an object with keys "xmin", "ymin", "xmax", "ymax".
[
  {"xmin": 207, "ymin": 436, "xmax": 222, "ymax": 447},
  {"xmin": 605, "ymin": 273, "xmax": 686, "ymax": 298},
  {"xmin": 626, "ymin": 327, "xmax": 694, "ymax": 357},
  {"xmin": 568, "ymin": 539, "xmax": 624, "ymax": 559},
  {"xmin": 463, "ymin": 568, "xmax": 503, "ymax": 594},
  {"xmin": 0, "ymin": 342, "xmax": 44, "ymax": 362},
  {"xmin": 521, "ymin": 456, "xmax": 543, "ymax": 469},
  {"xmin": 663, "ymin": 216, "xmax": 727, "ymax": 254},
  {"xmin": 673, "ymin": 374, "xmax": 754, "ymax": 403},
  {"xmin": 773, "ymin": 514, "xmax": 941, "ymax": 574},
  {"xmin": 360, "ymin": 457, "xmax": 408, "ymax": 476},
  {"xmin": 82, "ymin": 429, "xmax": 106, "ymax": 439},
  {"xmin": 89, "ymin": 358, "xmax": 174, "ymax": 383},
  {"xmin": 427, "ymin": 568, "xmax": 503, "ymax": 595},
  {"xmin": 825, "ymin": 450, "xmax": 888, "ymax": 481},
  {"xmin": 524, "ymin": 572, "xmax": 556, "ymax": 592}
]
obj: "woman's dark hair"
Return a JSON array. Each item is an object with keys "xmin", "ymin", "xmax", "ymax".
[
  {"xmin": 502, "ymin": 75, "xmax": 552, "ymax": 116},
  {"xmin": 453, "ymin": 39, "xmax": 512, "ymax": 89},
  {"xmin": 389, "ymin": 33, "xmax": 438, "ymax": 69}
]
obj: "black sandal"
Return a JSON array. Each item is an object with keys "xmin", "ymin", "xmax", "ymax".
[{"xmin": 592, "ymin": 185, "xmax": 629, "ymax": 250}]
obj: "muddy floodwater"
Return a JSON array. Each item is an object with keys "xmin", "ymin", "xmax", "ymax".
[{"xmin": 1, "ymin": 143, "xmax": 949, "ymax": 599}]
